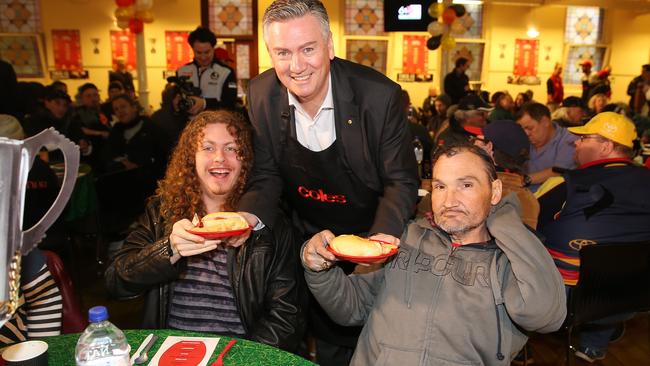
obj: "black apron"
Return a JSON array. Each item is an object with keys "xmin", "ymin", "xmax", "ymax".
[{"xmin": 280, "ymin": 109, "xmax": 381, "ymax": 347}]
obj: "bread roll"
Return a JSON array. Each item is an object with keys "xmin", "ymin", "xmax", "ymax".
[
  {"xmin": 192, "ymin": 212, "xmax": 249, "ymax": 232},
  {"xmin": 329, "ymin": 235, "xmax": 394, "ymax": 257}
]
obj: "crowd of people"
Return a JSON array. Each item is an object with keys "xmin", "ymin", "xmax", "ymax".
[{"xmin": 1, "ymin": 0, "xmax": 650, "ymax": 365}]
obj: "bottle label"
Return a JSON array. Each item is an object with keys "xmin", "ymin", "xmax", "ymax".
[{"xmin": 77, "ymin": 355, "xmax": 129, "ymax": 366}]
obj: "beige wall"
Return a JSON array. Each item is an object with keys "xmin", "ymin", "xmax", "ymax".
[
  {"xmin": 22, "ymin": 1, "xmax": 650, "ymax": 111},
  {"xmin": 255, "ymin": 2, "xmax": 648, "ymax": 108},
  {"xmin": 37, "ymin": 0, "xmax": 201, "ymax": 109}
]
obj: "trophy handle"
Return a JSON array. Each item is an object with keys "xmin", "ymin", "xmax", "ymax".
[{"xmin": 21, "ymin": 128, "xmax": 80, "ymax": 255}]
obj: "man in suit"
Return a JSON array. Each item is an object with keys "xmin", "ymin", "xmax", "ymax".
[{"xmin": 235, "ymin": 1, "xmax": 418, "ymax": 364}]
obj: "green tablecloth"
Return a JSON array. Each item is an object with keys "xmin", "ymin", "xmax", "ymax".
[
  {"xmin": 50, "ymin": 163, "xmax": 98, "ymax": 222},
  {"xmin": 47, "ymin": 329, "xmax": 315, "ymax": 365}
]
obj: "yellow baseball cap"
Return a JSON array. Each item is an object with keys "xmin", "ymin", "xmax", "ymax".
[{"xmin": 568, "ymin": 112, "xmax": 636, "ymax": 148}]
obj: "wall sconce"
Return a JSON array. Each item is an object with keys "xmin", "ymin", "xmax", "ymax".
[
  {"xmin": 149, "ymin": 38, "xmax": 157, "ymax": 54},
  {"xmin": 90, "ymin": 38, "xmax": 100, "ymax": 54},
  {"xmin": 498, "ymin": 44, "xmax": 506, "ymax": 59},
  {"xmin": 544, "ymin": 45, "xmax": 552, "ymax": 61}
]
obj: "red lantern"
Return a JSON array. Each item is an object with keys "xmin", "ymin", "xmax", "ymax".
[
  {"xmin": 129, "ymin": 18, "xmax": 143, "ymax": 33},
  {"xmin": 116, "ymin": 0, "xmax": 135, "ymax": 7},
  {"xmin": 442, "ymin": 7, "xmax": 457, "ymax": 25}
]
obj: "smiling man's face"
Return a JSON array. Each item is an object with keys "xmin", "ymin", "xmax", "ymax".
[{"xmin": 265, "ymin": 14, "xmax": 334, "ymax": 107}]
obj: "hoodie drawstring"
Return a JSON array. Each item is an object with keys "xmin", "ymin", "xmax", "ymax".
[{"xmin": 489, "ymin": 251, "xmax": 506, "ymax": 361}]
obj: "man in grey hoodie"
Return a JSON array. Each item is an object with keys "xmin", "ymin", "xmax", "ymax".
[{"xmin": 303, "ymin": 144, "xmax": 566, "ymax": 365}]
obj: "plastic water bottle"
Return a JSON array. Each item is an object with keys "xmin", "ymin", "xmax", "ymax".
[
  {"xmin": 413, "ymin": 136, "xmax": 424, "ymax": 177},
  {"xmin": 75, "ymin": 306, "xmax": 130, "ymax": 366}
]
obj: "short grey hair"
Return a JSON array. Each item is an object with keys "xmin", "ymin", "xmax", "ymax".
[
  {"xmin": 454, "ymin": 109, "xmax": 485, "ymax": 123},
  {"xmin": 262, "ymin": 0, "xmax": 331, "ymax": 45}
]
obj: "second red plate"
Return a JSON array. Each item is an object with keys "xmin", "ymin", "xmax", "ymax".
[{"xmin": 327, "ymin": 244, "xmax": 398, "ymax": 263}]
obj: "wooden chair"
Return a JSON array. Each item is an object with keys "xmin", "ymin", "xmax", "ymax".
[{"xmin": 564, "ymin": 241, "xmax": 650, "ymax": 365}]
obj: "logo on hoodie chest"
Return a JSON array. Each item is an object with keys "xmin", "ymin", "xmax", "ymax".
[{"xmin": 387, "ymin": 248, "xmax": 491, "ymax": 288}]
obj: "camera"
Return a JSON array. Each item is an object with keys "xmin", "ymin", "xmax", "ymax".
[{"xmin": 166, "ymin": 75, "xmax": 202, "ymax": 113}]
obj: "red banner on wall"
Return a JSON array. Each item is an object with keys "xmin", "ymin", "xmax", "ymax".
[
  {"xmin": 52, "ymin": 29, "xmax": 82, "ymax": 71},
  {"xmin": 513, "ymin": 39, "xmax": 539, "ymax": 77},
  {"xmin": 165, "ymin": 31, "xmax": 193, "ymax": 71},
  {"xmin": 402, "ymin": 35, "xmax": 427, "ymax": 74},
  {"xmin": 110, "ymin": 30, "xmax": 136, "ymax": 71}
]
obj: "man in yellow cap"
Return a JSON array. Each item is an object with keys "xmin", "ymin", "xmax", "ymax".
[{"xmin": 537, "ymin": 112, "xmax": 650, "ymax": 363}]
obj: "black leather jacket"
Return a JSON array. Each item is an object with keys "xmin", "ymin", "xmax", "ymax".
[{"xmin": 105, "ymin": 198, "xmax": 306, "ymax": 352}]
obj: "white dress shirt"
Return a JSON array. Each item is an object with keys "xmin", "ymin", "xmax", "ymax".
[{"xmin": 287, "ymin": 74, "xmax": 335, "ymax": 152}]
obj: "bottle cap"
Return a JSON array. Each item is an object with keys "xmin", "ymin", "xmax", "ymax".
[{"xmin": 88, "ymin": 306, "xmax": 109, "ymax": 322}]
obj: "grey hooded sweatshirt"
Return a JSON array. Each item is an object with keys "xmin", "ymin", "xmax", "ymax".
[{"xmin": 305, "ymin": 195, "xmax": 566, "ymax": 365}]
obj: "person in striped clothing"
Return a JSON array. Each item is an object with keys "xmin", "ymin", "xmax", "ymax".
[{"xmin": 0, "ymin": 249, "xmax": 63, "ymax": 345}]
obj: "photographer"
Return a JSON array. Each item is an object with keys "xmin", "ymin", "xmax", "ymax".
[
  {"xmin": 176, "ymin": 27, "xmax": 237, "ymax": 113},
  {"xmin": 151, "ymin": 82, "xmax": 191, "ymax": 158}
]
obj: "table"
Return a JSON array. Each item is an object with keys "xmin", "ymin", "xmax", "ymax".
[
  {"xmin": 50, "ymin": 162, "xmax": 98, "ymax": 222},
  {"xmin": 46, "ymin": 329, "xmax": 315, "ymax": 365}
]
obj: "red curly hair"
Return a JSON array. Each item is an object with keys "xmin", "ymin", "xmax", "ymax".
[{"xmin": 156, "ymin": 110, "xmax": 253, "ymax": 232}]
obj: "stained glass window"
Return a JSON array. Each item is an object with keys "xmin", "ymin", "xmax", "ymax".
[
  {"xmin": 345, "ymin": 39, "xmax": 388, "ymax": 74},
  {"xmin": 442, "ymin": 42, "xmax": 485, "ymax": 82},
  {"xmin": 345, "ymin": 0, "xmax": 384, "ymax": 36},
  {"xmin": 564, "ymin": 45, "xmax": 607, "ymax": 85},
  {"xmin": 208, "ymin": 0, "xmax": 253, "ymax": 36},
  {"xmin": 459, "ymin": 4, "xmax": 483, "ymax": 40},
  {"xmin": 565, "ymin": 6, "xmax": 602, "ymax": 44},
  {"xmin": 0, "ymin": 0, "xmax": 41, "ymax": 33}
]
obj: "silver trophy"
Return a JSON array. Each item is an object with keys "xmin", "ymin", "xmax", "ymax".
[{"xmin": 0, "ymin": 128, "xmax": 79, "ymax": 328}]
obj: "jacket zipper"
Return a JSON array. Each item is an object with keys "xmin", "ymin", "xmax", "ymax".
[{"xmin": 229, "ymin": 236, "xmax": 249, "ymax": 334}]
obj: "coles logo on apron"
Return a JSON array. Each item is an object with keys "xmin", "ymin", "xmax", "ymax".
[{"xmin": 298, "ymin": 186, "xmax": 347, "ymax": 204}]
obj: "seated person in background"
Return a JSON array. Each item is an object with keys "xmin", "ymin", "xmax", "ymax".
[
  {"xmin": 488, "ymin": 91, "xmax": 515, "ymax": 121},
  {"xmin": 100, "ymin": 80, "xmax": 126, "ymax": 121},
  {"xmin": 402, "ymin": 90, "xmax": 432, "ymax": 163},
  {"xmin": 22, "ymin": 86, "xmax": 86, "ymax": 163},
  {"xmin": 553, "ymin": 96, "xmax": 588, "ymax": 127},
  {"xmin": 303, "ymin": 144, "xmax": 566, "ymax": 366},
  {"xmin": 426, "ymin": 94, "xmax": 451, "ymax": 141},
  {"xmin": 105, "ymin": 110, "xmax": 304, "ymax": 352},
  {"xmin": 513, "ymin": 92, "xmax": 531, "ymax": 116},
  {"xmin": 587, "ymin": 93, "xmax": 609, "ymax": 117},
  {"xmin": 0, "ymin": 249, "xmax": 63, "ymax": 346},
  {"xmin": 516, "ymin": 102, "xmax": 577, "ymax": 192},
  {"xmin": 72, "ymin": 83, "xmax": 110, "ymax": 172},
  {"xmin": 151, "ymin": 83, "xmax": 192, "ymax": 158},
  {"xmin": 109, "ymin": 57, "xmax": 135, "ymax": 92},
  {"xmin": 421, "ymin": 87, "xmax": 438, "ymax": 121},
  {"xmin": 538, "ymin": 112, "xmax": 650, "ymax": 363},
  {"xmin": 436, "ymin": 93, "xmax": 492, "ymax": 148},
  {"xmin": 104, "ymin": 94, "xmax": 165, "ymax": 177},
  {"xmin": 73, "ymin": 83, "xmax": 110, "ymax": 139},
  {"xmin": 464, "ymin": 120, "xmax": 539, "ymax": 229}
]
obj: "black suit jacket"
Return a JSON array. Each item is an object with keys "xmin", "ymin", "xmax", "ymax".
[{"xmin": 239, "ymin": 57, "xmax": 418, "ymax": 237}]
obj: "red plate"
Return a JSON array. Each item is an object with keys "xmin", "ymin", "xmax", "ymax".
[
  {"xmin": 327, "ymin": 243, "xmax": 399, "ymax": 263},
  {"xmin": 187, "ymin": 226, "xmax": 251, "ymax": 239}
]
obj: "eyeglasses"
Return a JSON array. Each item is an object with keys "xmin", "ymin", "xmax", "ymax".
[{"xmin": 577, "ymin": 135, "xmax": 605, "ymax": 142}]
